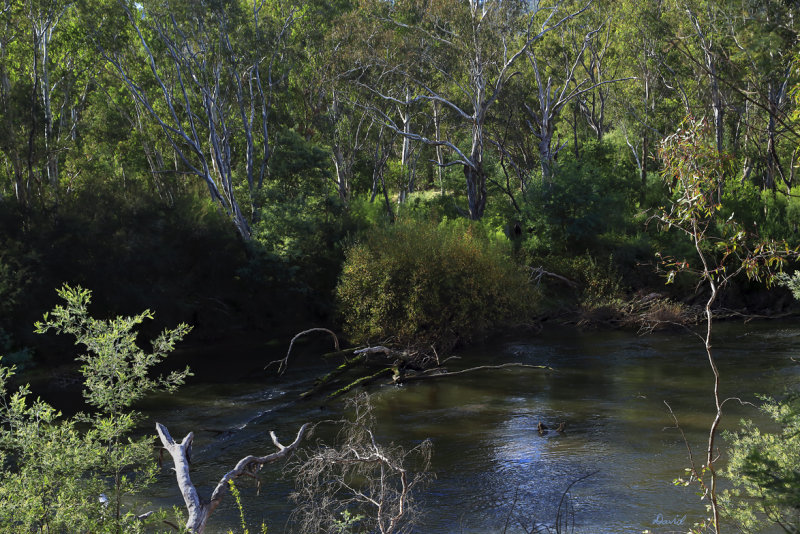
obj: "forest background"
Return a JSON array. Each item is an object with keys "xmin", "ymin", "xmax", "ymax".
[{"xmin": 1, "ymin": 0, "xmax": 800, "ymax": 366}]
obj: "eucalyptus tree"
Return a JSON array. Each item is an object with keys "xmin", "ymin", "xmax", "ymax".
[
  {"xmin": 520, "ymin": 4, "xmax": 631, "ymax": 181},
  {"xmin": 0, "ymin": 1, "xmax": 28, "ymax": 204},
  {"xmin": 99, "ymin": 0, "xmax": 299, "ymax": 240},
  {"xmin": 722, "ymin": 0, "xmax": 798, "ymax": 191},
  {"xmin": 569, "ymin": 0, "xmax": 620, "ymax": 142},
  {"xmin": 666, "ymin": 0, "xmax": 799, "ymax": 192},
  {"xmin": 610, "ymin": 0, "xmax": 687, "ymax": 200},
  {"xmin": 339, "ymin": 0, "xmax": 431, "ymax": 203},
  {"xmin": 314, "ymin": 5, "xmax": 379, "ymax": 204},
  {"xmin": 0, "ymin": 0, "xmax": 96, "ymax": 207},
  {"xmin": 358, "ymin": 0, "xmax": 593, "ymax": 220},
  {"xmin": 680, "ymin": 0, "xmax": 727, "ymax": 154}
]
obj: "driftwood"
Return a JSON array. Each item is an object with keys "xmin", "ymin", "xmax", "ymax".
[
  {"xmin": 353, "ymin": 345, "xmax": 407, "ymax": 358},
  {"xmin": 300, "ymin": 355, "xmax": 367, "ymax": 398},
  {"xmin": 322, "ymin": 346, "xmax": 364, "ymax": 359},
  {"xmin": 156, "ymin": 422, "xmax": 310, "ymax": 533},
  {"xmin": 395, "ymin": 363, "xmax": 553, "ymax": 384},
  {"xmin": 328, "ymin": 367, "xmax": 394, "ymax": 399},
  {"xmin": 276, "ymin": 329, "xmax": 553, "ymax": 400}
]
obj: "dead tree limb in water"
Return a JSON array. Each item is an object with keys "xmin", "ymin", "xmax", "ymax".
[
  {"xmin": 268, "ymin": 328, "xmax": 340, "ymax": 374},
  {"xmin": 275, "ymin": 329, "xmax": 553, "ymax": 400},
  {"xmin": 155, "ymin": 422, "xmax": 310, "ymax": 533},
  {"xmin": 395, "ymin": 363, "xmax": 553, "ymax": 384}
]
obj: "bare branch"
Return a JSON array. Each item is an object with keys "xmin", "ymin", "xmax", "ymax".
[
  {"xmin": 268, "ymin": 328, "xmax": 341, "ymax": 374},
  {"xmin": 156, "ymin": 422, "xmax": 310, "ymax": 533}
]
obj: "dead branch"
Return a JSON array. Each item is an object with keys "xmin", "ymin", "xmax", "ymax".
[
  {"xmin": 528, "ymin": 266, "xmax": 578, "ymax": 288},
  {"xmin": 268, "ymin": 328, "xmax": 340, "ymax": 374},
  {"xmin": 395, "ymin": 363, "xmax": 553, "ymax": 384},
  {"xmin": 288, "ymin": 394, "xmax": 430, "ymax": 534},
  {"xmin": 156, "ymin": 422, "xmax": 310, "ymax": 533},
  {"xmin": 300, "ymin": 354, "xmax": 367, "ymax": 398},
  {"xmin": 322, "ymin": 346, "xmax": 364, "ymax": 359},
  {"xmin": 329, "ymin": 368, "xmax": 395, "ymax": 399}
]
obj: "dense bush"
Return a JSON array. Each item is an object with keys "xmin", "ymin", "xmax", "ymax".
[
  {"xmin": 521, "ymin": 139, "xmax": 639, "ymax": 256},
  {"xmin": 336, "ymin": 218, "xmax": 539, "ymax": 351},
  {"xmin": 720, "ymin": 272, "xmax": 800, "ymax": 532}
]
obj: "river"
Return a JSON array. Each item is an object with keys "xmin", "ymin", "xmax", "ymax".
[{"xmin": 136, "ymin": 320, "xmax": 800, "ymax": 533}]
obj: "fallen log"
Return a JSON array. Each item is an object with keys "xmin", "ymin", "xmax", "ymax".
[
  {"xmin": 300, "ymin": 354, "xmax": 367, "ymax": 398},
  {"xmin": 328, "ymin": 367, "xmax": 395, "ymax": 399}
]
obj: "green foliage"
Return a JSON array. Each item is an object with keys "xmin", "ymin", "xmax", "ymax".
[
  {"xmin": 656, "ymin": 118, "xmax": 790, "ymax": 287},
  {"xmin": 721, "ymin": 395, "xmax": 800, "ymax": 533},
  {"xmin": 336, "ymin": 218, "xmax": 538, "ymax": 350},
  {"xmin": 721, "ymin": 181, "xmax": 800, "ymax": 242},
  {"xmin": 35, "ymin": 285, "xmax": 191, "ymax": 414},
  {"xmin": 333, "ymin": 510, "xmax": 364, "ymax": 533},
  {"xmin": 0, "ymin": 285, "xmax": 191, "ymax": 532},
  {"xmin": 0, "ymin": 366, "xmax": 109, "ymax": 532},
  {"xmin": 522, "ymin": 139, "xmax": 639, "ymax": 256},
  {"xmin": 778, "ymin": 271, "xmax": 800, "ymax": 300},
  {"xmin": 226, "ymin": 480, "xmax": 268, "ymax": 534},
  {"xmin": 720, "ymin": 269, "xmax": 800, "ymax": 533},
  {"xmin": 577, "ymin": 254, "xmax": 625, "ymax": 312},
  {"xmin": 0, "ymin": 185, "xmax": 243, "ymax": 353}
]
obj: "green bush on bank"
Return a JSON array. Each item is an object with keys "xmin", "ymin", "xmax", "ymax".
[{"xmin": 336, "ymin": 218, "xmax": 539, "ymax": 351}]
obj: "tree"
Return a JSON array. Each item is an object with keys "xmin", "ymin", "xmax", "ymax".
[
  {"xmin": 656, "ymin": 118, "xmax": 792, "ymax": 534},
  {"xmin": 612, "ymin": 0, "xmax": 688, "ymax": 202},
  {"xmin": 99, "ymin": 0, "xmax": 300, "ymax": 240},
  {"xmin": 0, "ymin": 0, "xmax": 95, "ymax": 207},
  {"xmin": 724, "ymin": 0, "xmax": 797, "ymax": 191},
  {"xmin": 156, "ymin": 420, "xmax": 309, "ymax": 533},
  {"xmin": 359, "ymin": 0, "xmax": 593, "ymax": 219},
  {"xmin": 520, "ymin": 5, "xmax": 628, "ymax": 181}
]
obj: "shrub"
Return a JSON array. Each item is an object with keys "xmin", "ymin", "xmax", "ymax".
[
  {"xmin": 336, "ymin": 218, "xmax": 538, "ymax": 351},
  {"xmin": 721, "ymin": 395, "xmax": 800, "ymax": 533},
  {"xmin": 0, "ymin": 285, "xmax": 191, "ymax": 532},
  {"xmin": 521, "ymin": 139, "xmax": 639, "ymax": 256},
  {"xmin": 288, "ymin": 394, "xmax": 431, "ymax": 534},
  {"xmin": 720, "ymin": 271, "xmax": 800, "ymax": 533}
]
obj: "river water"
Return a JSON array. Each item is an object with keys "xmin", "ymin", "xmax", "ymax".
[{"xmin": 137, "ymin": 320, "xmax": 800, "ymax": 533}]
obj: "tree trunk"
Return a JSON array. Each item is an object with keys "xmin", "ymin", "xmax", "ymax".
[
  {"xmin": 433, "ymin": 101, "xmax": 444, "ymax": 194},
  {"xmin": 156, "ymin": 422, "xmax": 310, "ymax": 534},
  {"xmin": 641, "ymin": 129, "xmax": 647, "ymax": 205},
  {"xmin": 464, "ymin": 162, "xmax": 486, "ymax": 220}
]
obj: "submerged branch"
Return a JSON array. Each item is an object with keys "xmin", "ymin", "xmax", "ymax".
[{"xmin": 395, "ymin": 363, "xmax": 553, "ymax": 384}]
